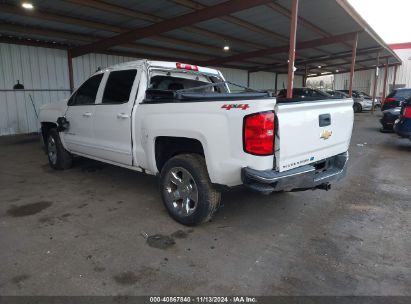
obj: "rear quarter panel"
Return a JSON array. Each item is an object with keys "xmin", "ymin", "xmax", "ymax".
[{"xmin": 133, "ymin": 99, "xmax": 276, "ymax": 186}]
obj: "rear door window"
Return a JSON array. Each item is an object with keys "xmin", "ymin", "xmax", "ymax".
[
  {"xmin": 102, "ymin": 70, "xmax": 137, "ymax": 104},
  {"xmin": 149, "ymin": 75, "xmax": 226, "ymax": 93}
]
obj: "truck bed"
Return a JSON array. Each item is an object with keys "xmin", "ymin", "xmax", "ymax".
[{"xmin": 144, "ymin": 89, "xmax": 273, "ymax": 103}]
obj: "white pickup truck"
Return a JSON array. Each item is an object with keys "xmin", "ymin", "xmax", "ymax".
[{"xmin": 39, "ymin": 60, "xmax": 353, "ymax": 225}]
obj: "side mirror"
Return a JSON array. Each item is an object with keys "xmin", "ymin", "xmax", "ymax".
[{"xmin": 57, "ymin": 117, "xmax": 69, "ymax": 131}]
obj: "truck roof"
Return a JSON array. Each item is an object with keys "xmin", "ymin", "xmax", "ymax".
[{"xmin": 102, "ymin": 59, "xmax": 221, "ymax": 76}]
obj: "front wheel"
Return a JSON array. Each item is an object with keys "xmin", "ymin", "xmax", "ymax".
[
  {"xmin": 160, "ymin": 154, "xmax": 221, "ymax": 226},
  {"xmin": 46, "ymin": 129, "xmax": 73, "ymax": 170},
  {"xmin": 353, "ymin": 103, "xmax": 362, "ymax": 113}
]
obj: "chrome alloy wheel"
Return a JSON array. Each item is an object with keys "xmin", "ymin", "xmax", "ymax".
[
  {"xmin": 47, "ymin": 135, "xmax": 57, "ymax": 165},
  {"xmin": 163, "ymin": 167, "xmax": 199, "ymax": 216}
]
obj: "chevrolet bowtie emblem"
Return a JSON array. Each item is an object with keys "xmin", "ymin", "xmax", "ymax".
[{"xmin": 320, "ymin": 130, "xmax": 332, "ymax": 140}]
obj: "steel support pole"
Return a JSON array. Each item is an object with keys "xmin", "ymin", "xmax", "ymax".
[
  {"xmin": 303, "ymin": 64, "xmax": 308, "ymax": 87},
  {"xmin": 382, "ymin": 57, "xmax": 389, "ymax": 105},
  {"xmin": 348, "ymin": 32, "xmax": 358, "ymax": 97},
  {"xmin": 286, "ymin": 0, "xmax": 299, "ymax": 98},
  {"xmin": 392, "ymin": 64, "xmax": 398, "ymax": 89},
  {"xmin": 67, "ymin": 49, "xmax": 74, "ymax": 93},
  {"xmin": 371, "ymin": 52, "xmax": 380, "ymax": 113}
]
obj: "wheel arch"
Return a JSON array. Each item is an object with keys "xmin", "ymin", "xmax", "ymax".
[
  {"xmin": 41, "ymin": 121, "xmax": 58, "ymax": 144},
  {"xmin": 154, "ymin": 136, "xmax": 205, "ymax": 172}
]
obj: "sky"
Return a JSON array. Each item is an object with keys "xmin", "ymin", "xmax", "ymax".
[{"xmin": 348, "ymin": 0, "xmax": 411, "ymax": 44}]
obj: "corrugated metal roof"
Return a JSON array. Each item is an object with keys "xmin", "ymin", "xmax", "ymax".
[
  {"xmin": 119, "ymin": 0, "xmax": 192, "ymax": 18},
  {"xmin": 0, "ymin": 0, "xmax": 401, "ymax": 74},
  {"xmin": 28, "ymin": 0, "xmax": 135, "ymax": 27}
]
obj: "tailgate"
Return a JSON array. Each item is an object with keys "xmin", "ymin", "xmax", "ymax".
[{"xmin": 275, "ymin": 98, "xmax": 353, "ymax": 172}]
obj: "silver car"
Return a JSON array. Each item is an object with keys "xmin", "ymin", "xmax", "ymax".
[{"xmin": 336, "ymin": 90, "xmax": 380, "ymax": 113}]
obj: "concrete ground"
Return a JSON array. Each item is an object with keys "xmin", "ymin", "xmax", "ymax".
[{"xmin": 0, "ymin": 113, "xmax": 410, "ymax": 296}]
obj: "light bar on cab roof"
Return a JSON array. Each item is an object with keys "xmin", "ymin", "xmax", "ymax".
[{"xmin": 176, "ymin": 62, "xmax": 199, "ymax": 71}]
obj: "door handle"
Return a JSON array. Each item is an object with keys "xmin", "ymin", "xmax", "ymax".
[
  {"xmin": 319, "ymin": 113, "xmax": 331, "ymax": 127},
  {"xmin": 82, "ymin": 112, "xmax": 92, "ymax": 117},
  {"xmin": 117, "ymin": 113, "xmax": 129, "ymax": 119}
]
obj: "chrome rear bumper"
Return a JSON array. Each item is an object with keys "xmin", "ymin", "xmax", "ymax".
[{"xmin": 242, "ymin": 151, "xmax": 349, "ymax": 194}]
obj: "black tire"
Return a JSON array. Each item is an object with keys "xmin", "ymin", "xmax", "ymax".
[
  {"xmin": 380, "ymin": 127, "xmax": 393, "ymax": 133},
  {"xmin": 160, "ymin": 154, "xmax": 221, "ymax": 226},
  {"xmin": 353, "ymin": 103, "xmax": 362, "ymax": 113},
  {"xmin": 46, "ymin": 128, "xmax": 73, "ymax": 170}
]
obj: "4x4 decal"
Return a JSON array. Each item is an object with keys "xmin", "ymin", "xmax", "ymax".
[{"xmin": 221, "ymin": 104, "xmax": 249, "ymax": 110}]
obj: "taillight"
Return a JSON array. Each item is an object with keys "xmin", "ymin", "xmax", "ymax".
[
  {"xmin": 403, "ymin": 106, "xmax": 411, "ymax": 118},
  {"xmin": 385, "ymin": 97, "xmax": 396, "ymax": 103},
  {"xmin": 243, "ymin": 112, "xmax": 275, "ymax": 156},
  {"xmin": 176, "ymin": 62, "xmax": 198, "ymax": 71}
]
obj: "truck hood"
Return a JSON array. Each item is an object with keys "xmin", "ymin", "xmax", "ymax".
[
  {"xmin": 39, "ymin": 100, "xmax": 68, "ymax": 123},
  {"xmin": 40, "ymin": 100, "xmax": 68, "ymax": 112}
]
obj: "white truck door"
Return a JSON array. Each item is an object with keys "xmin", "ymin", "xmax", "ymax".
[
  {"xmin": 91, "ymin": 68, "xmax": 140, "ymax": 165},
  {"xmin": 63, "ymin": 73, "xmax": 104, "ymax": 156}
]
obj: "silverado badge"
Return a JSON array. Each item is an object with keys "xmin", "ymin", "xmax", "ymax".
[{"xmin": 320, "ymin": 130, "xmax": 332, "ymax": 140}]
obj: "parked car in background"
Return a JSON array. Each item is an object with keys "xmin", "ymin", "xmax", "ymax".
[
  {"xmin": 382, "ymin": 88, "xmax": 411, "ymax": 111},
  {"xmin": 324, "ymin": 90, "xmax": 350, "ymax": 98},
  {"xmin": 277, "ymin": 88, "xmax": 332, "ymax": 99},
  {"xmin": 360, "ymin": 91, "xmax": 381, "ymax": 109},
  {"xmin": 380, "ymin": 107, "xmax": 401, "ymax": 132},
  {"xmin": 394, "ymin": 98, "xmax": 411, "ymax": 140},
  {"xmin": 336, "ymin": 90, "xmax": 380, "ymax": 113},
  {"xmin": 324, "ymin": 90, "xmax": 349, "ymax": 99}
]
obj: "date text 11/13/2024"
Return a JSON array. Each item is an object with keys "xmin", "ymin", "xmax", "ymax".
[{"xmin": 149, "ymin": 296, "xmax": 258, "ymax": 303}]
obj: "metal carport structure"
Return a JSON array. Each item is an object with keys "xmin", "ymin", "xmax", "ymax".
[{"xmin": 0, "ymin": 0, "xmax": 402, "ymax": 101}]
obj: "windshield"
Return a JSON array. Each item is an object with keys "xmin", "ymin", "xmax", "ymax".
[
  {"xmin": 338, "ymin": 90, "xmax": 361, "ymax": 98},
  {"xmin": 278, "ymin": 88, "xmax": 332, "ymax": 98},
  {"xmin": 387, "ymin": 89, "xmax": 411, "ymax": 99},
  {"xmin": 332, "ymin": 91, "xmax": 349, "ymax": 98},
  {"xmin": 361, "ymin": 92, "xmax": 372, "ymax": 99}
]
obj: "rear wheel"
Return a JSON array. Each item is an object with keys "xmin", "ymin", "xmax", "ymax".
[
  {"xmin": 160, "ymin": 154, "xmax": 221, "ymax": 226},
  {"xmin": 46, "ymin": 129, "xmax": 73, "ymax": 170},
  {"xmin": 353, "ymin": 103, "xmax": 362, "ymax": 113}
]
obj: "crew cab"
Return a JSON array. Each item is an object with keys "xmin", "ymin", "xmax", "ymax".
[{"xmin": 39, "ymin": 60, "xmax": 354, "ymax": 225}]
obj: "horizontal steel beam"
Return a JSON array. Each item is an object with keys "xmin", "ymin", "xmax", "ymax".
[
  {"xmin": 306, "ymin": 63, "xmax": 401, "ymax": 78},
  {"xmin": 0, "ymin": 36, "xmax": 68, "ymax": 50},
  {"xmin": 306, "ymin": 56, "xmax": 391, "ymax": 71},
  {"xmin": 0, "ymin": 2, "xmax": 270, "ymax": 64},
  {"xmin": 248, "ymin": 47, "xmax": 383, "ymax": 73},
  {"xmin": 172, "ymin": 0, "xmax": 288, "ymax": 43},
  {"xmin": 204, "ymin": 32, "xmax": 359, "ymax": 66},
  {"xmin": 0, "ymin": 4, "xmax": 222, "ymax": 56},
  {"xmin": 65, "ymin": 0, "xmax": 269, "ymax": 51},
  {"xmin": 0, "ymin": 36, "xmax": 250, "ymax": 70},
  {"xmin": 0, "ymin": 23, "xmax": 213, "ymax": 61},
  {"xmin": 71, "ymin": 0, "xmax": 273, "ymax": 57},
  {"xmin": 0, "ymin": 23, "xmax": 272, "ymax": 68}
]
